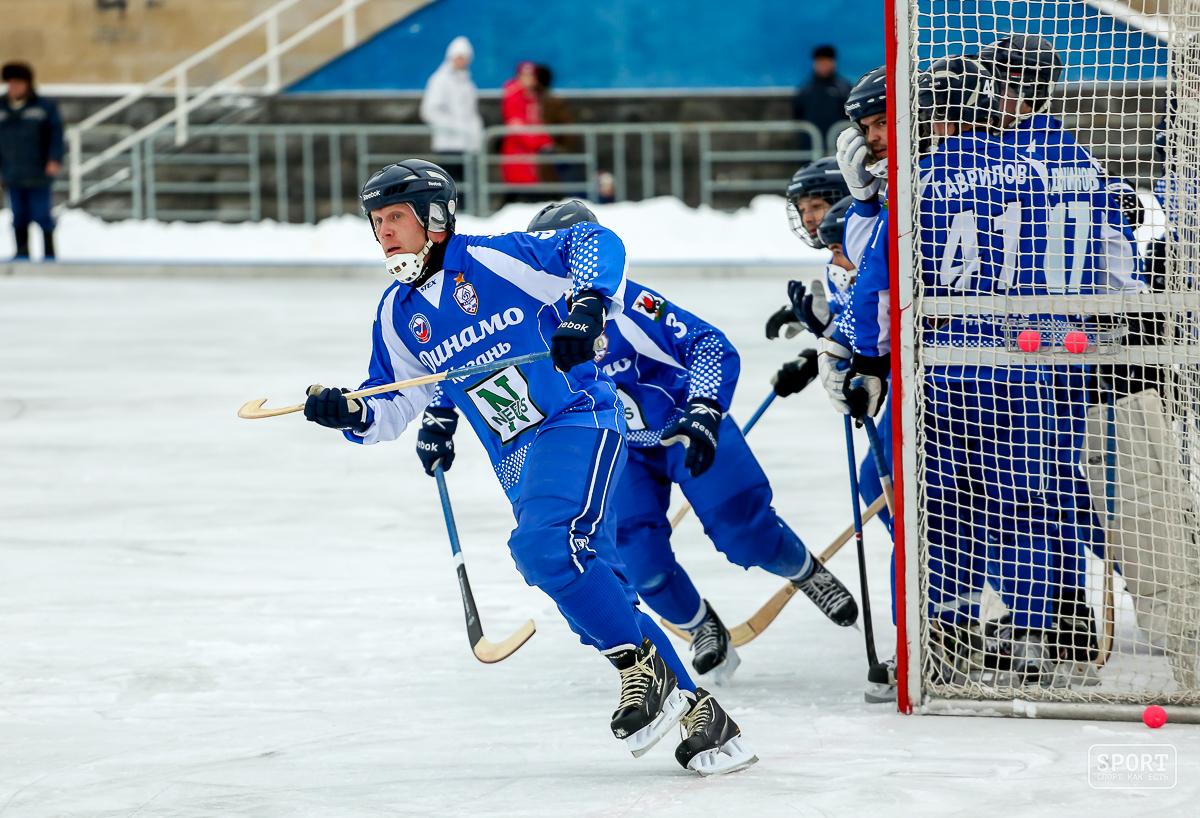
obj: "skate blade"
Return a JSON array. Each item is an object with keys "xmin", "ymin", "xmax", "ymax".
[
  {"xmin": 699, "ymin": 646, "xmax": 741, "ymax": 687},
  {"xmin": 687, "ymin": 736, "xmax": 759, "ymax": 776},
  {"xmin": 863, "ymin": 681, "xmax": 896, "ymax": 704},
  {"xmin": 626, "ymin": 689, "xmax": 689, "ymax": 758}
]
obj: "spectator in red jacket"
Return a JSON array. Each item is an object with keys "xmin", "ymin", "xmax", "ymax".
[{"xmin": 500, "ymin": 61, "xmax": 553, "ymax": 197}]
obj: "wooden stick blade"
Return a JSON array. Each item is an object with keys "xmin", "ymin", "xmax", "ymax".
[
  {"xmin": 730, "ymin": 584, "xmax": 799, "ymax": 647},
  {"xmin": 237, "ymin": 398, "xmax": 304, "ymax": 419},
  {"xmin": 471, "ymin": 619, "xmax": 537, "ymax": 664}
]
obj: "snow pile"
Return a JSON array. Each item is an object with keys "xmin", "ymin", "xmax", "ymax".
[{"xmin": 6, "ymin": 196, "xmax": 829, "ymax": 265}]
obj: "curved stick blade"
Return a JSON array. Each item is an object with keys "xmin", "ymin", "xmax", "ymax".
[
  {"xmin": 472, "ymin": 619, "xmax": 536, "ymax": 664},
  {"xmin": 237, "ymin": 398, "xmax": 304, "ymax": 419}
]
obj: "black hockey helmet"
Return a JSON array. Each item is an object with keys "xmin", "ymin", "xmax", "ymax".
[
  {"xmin": 817, "ymin": 195, "xmax": 855, "ymax": 249},
  {"xmin": 786, "ymin": 157, "xmax": 849, "ymax": 247},
  {"xmin": 527, "ymin": 199, "xmax": 598, "ymax": 231},
  {"xmin": 978, "ymin": 34, "xmax": 1063, "ymax": 116},
  {"xmin": 845, "ymin": 65, "xmax": 887, "ymax": 124},
  {"xmin": 360, "ymin": 159, "xmax": 457, "ymax": 235},
  {"xmin": 917, "ymin": 55, "xmax": 999, "ymax": 143}
]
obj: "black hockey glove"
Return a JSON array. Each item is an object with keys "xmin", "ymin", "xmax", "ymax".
[
  {"xmin": 303, "ymin": 384, "xmax": 373, "ymax": 433},
  {"xmin": 771, "ymin": 348, "xmax": 819, "ymax": 397},
  {"xmin": 416, "ymin": 407, "xmax": 459, "ymax": 476},
  {"xmin": 843, "ymin": 354, "xmax": 890, "ymax": 420},
  {"xmin": 551, "ymin": 289, "xmax": 606, "ymax": 371},
  {"xmin": 662, "ymin": 398, "xmax": 722, "ymax": 478},
  {"xmin": 765, "ymin": 305, "xmax": 804, "ymax": 340},
  {"xmin": 788, "ymin": 279, "xmax": 835, "ymax": 338}
]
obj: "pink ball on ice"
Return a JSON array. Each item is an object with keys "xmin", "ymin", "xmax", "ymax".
[
  {"xmin": 1017, "ymin": 329, "xmax": 1041, "ymax": 352},
  {"xmin": 1064, "ymin": 331, "xmax": 1089, "ymax": 354},
  {"xmin": 1143, "ymin": 705, "xmax": 1168, "ymax": 728}
]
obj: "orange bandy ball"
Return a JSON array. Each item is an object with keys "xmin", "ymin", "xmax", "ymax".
[
  {"xmin": 1017, "ymin": 330, "xmax": 1041, "ymax": 352},
  {"xmin": 1143, "ymin": 705, "xmax": 1168, "ymax": 728},
  {"xmin": 1064, "ymin": 331, "xmax": 1089, "ymax": 354}
]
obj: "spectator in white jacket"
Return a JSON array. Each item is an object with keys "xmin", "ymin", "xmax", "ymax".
[{"xmin": 420, "ymin": 36, "xmax": 484, "ymax": 159}]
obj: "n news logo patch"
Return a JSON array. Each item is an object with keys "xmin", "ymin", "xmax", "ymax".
[{"xmin": 466, "ymin": 366, "xmax": 544, "ymax": 442}]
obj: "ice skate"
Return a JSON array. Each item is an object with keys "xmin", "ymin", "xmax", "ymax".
[
  {"xmin": 984, "ymin": 617, "xmax": 1059, "ymax": 687},
  {"xmin": 864, "ymin": 657, "xmax": 897, "ymax": 703},
  {"xmin": 674, "ymin": 688, "xmax": 758, "ymax": 776},
  {"xmin": 794, "ymin": 561, "xmax": 859, "ymax": 626},
  {"xmin": 688, "ymin": 601, "xmax": 741, "ymax": 685},
  {"xmin": 606, "ymin": 638, "xmax": 689, "ymax": 757}
]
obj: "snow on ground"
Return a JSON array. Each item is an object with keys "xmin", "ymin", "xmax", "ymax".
[
  {"xmin": 3, "ymin": 196, "xmax": 825, "ymax": 266},
  {"xmin": 1, "ymin": 272, "xmax": 1198, "ymax": 817}
]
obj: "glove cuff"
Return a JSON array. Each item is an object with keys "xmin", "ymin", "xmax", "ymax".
[{"xmin": 851, "ymin": 352, "xmax": 891, "ymax": 378}]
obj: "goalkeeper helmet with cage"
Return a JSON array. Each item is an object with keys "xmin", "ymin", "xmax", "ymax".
[
  {"xmin": 786, "ymin": 157, "xmax": 850, "ymax": 247},
  {"xmin": 916, "ymin": 56, "xmax": 999, "ymax": 153},
  {"xmin": 978, "ymin": 34, "xmax": 1063, "ymax": 122},
  {"xmin": 527, "ymin": 199, "xmax": 599, "ymax": 231},
  {"xmin": 360, "ymin": 159, "xmax": 457, "ymax": 283}
]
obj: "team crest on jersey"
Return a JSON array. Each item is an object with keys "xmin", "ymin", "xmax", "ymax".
[
  {"xmin": 465, "ymin": 366, "xmax": 545, "ymax": 443},
  {"xmin": 409, "ymin": 313, "xmax": 432, "ymax": 344},
  {"xmin": 631, "ymin": 290, "xmax": 665, "ymax": 321},
  {"xmin": 452, "ymin": 272, "xmax": 479, "ymax": 315}
]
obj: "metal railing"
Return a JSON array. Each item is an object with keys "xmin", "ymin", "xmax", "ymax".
[
  {"xmin": 78, "ymin": 119, "xmax": 830, "ymax": 223},
  {"xmin": 66, "ymin": 0, "xmax": 372, "ymax": 204}
]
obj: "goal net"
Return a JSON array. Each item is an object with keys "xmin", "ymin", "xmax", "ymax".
[{"xmin": 892, "ymin": 0, "xmax": 1200, "ymax": 719}]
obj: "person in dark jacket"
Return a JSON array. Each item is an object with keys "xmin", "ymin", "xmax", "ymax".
[
  {"xmin": 792, "ymin": 45, "xmax": 852, "ymax": 154},
  {"xmin": 0, "ymin": 62, "xmax": 63, "ymax": 261}
]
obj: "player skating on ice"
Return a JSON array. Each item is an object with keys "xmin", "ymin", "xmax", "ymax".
[
  {"xmin": 304, "ymin": 160, "xmax": 755, "ymax": 774},
  {"xmin": 419, "ymin": 199, "xmax": 858, "ymax": 686}
]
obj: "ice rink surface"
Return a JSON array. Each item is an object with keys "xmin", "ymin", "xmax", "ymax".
[{"xmin": 2, "ymin": 272, "xmax": 1198, "ymax": 817}]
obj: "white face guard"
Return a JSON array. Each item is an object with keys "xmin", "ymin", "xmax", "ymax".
[{"xmin": 384, "ymin": 239, "xmax": 434, "ymax": 283}]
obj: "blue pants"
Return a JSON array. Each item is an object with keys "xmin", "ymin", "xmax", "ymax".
[
  {"xmin": 508, "ymin": 425, "xmax": 695, "ymax": 689},
  {"xmin": 8, "ymin": 185, "xmax": 54, "ymax": 233},
  {"xmin": 610, "ymin": 417, "xmax": 813, "ymax": 627},
  {"xmin": 923, "ymin": 368, "xmax": 1070, "ymax": 632}
]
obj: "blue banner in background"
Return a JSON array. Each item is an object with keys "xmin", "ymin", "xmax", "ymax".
[{"xmin": 288, "ymin": 0, "xmax": 885, "ymax": 93}]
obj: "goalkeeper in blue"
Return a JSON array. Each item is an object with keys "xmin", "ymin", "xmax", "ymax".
[
  {"xmin": 301, "ymin": 160, "xmax": 754, "ymax": 775},
  {"xmin": 421, "ymin": 199, "xmax": 858, "ymax": 687}
]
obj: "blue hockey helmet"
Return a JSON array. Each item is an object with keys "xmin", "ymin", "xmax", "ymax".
[
  {"xmin": 786, "ymin": 157, "xmax": 849, "ymax": 247},
  {"xmin": 527, "ymin": 199, "xmax": 598, "ymax": 231},
  {"xmin": 817, "ymin": 195, "xmax": 855, "ymax": 250},
  {"xmin": 360, "ymin": 159, "xmax": 457, "ymax": 234},
  {"xmin": 845, "ymin": 66, "xmax": 887, "ymax": 125}
]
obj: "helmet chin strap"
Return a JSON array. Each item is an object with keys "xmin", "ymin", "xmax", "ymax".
[{"xmin": 384, "ymin": 237, "xmax": 434, "ymax": 284}]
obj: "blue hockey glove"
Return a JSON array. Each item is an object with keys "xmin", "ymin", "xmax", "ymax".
[
  {"xmin": 843, "ymin": 353, "xmax": 890, "ymax": 420},
  {"xmin": 662, "ymin": 398, "xmax": 722, "ymax": 477},
  {"xmin": 788, "ymin": 278, "xmax": 835, "ymax": 338},
  {"xmin": 416, "ymin": 407, "xmax": 459, "ymax": 476},
  {"xmin": 771, "ymin": 348, "xmax": 819, "ymax": 397},
  {"xmin": 303, "ymin": 384, "xmax": 373, "ymax": 433},
  {"xmin": 551, "ymin": 289, "xmax": 606, "ymax": 371}
]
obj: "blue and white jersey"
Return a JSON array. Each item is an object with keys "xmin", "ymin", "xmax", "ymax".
[
  {"xmin": 844, "ymin": 196, "xmax": 884, "ymax": 269},
  {"xmin": 348, "ymin": 224, "xmax": 628, "ymax": 501},
  {"xmin": 1000, "ymin": 113, "xmax": 1140, "ymax": 293},
  {"xmin": 914, "ymin": 130, "xmax": 1051, "ymax": 348},
  {"xmin": 430, "ymin": 279, "xmax": 740, "ymax": 449},
  {"xmin": 849, "ymin": 210, "xmax": 890, "ymax": 357},
  {"xmin": 597, "ymin": 282, "xmax": 739, "ymax": 447},
  {"xmin": 824, "ymin": 262, "xmax": 859, "ymax": 349}
]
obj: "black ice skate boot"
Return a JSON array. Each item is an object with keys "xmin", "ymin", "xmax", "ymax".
[
  {"xmin": 606, "ymin": 637, "xmax": 689, "ymax": 757},
  {"xmin": 794, "ymin": 561, "xmax": 859, "ymax": 626},
  {"xmin": 984, "ymin": 616, "xmax": 1058, "ymax": 687},
  {"xmin": 674, "ymin": 688, "xmax": 758, "ymax": 776},
  {"xmin": 687, "ymin": 600, "xmax": 740, "ymax": 684}
]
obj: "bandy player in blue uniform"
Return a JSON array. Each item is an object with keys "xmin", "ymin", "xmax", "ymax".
[
  {"xmin": 419, "ymin": 200, "xmax": 859, "ymax": 685},
  {"xmin": 848, "ymin": 57, "xmax": 1085, "ymax": 684},
  {"xmin": 301, "ymin": 160, "xmax": 755, "ymax": 775}
]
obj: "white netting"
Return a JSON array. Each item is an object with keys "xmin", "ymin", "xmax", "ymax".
[{"xmin": 902, "ymin": 0, "xmax": 1200, "ymax": 709}]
